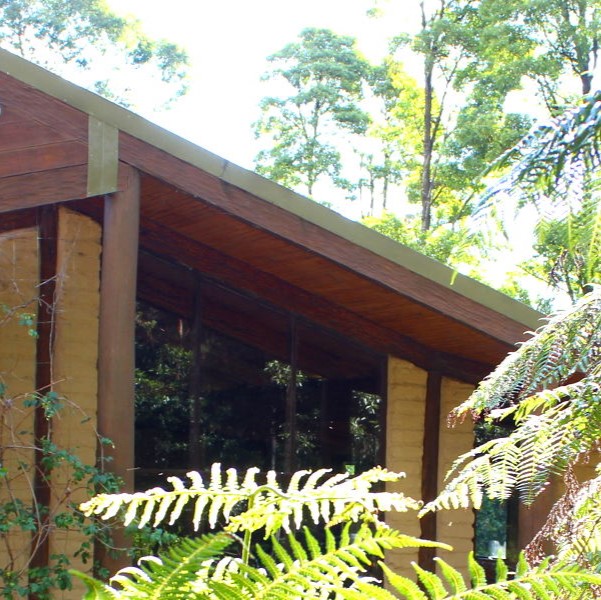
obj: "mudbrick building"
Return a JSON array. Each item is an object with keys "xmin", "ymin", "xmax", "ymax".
[{"xmin": 0, "ymin": 49, "xmax": 543, "ymax": 596}]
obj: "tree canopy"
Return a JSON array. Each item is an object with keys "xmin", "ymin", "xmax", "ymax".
[{"xmin": 0, "ymin": 0, "xmax": 189, "ymax": 107}]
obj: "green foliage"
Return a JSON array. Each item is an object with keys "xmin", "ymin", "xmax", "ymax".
[
  {"xmin": 0, "ymin": 304, "xmax": 122, "ymax": 599},
  {"xmin": 341, "ymin": 553, "xmax": 601, "ymax": 599},
  {"xmin": 81, "ymin": 464, "xmax": 419, "ymax": 537},
  {"xmin": 75, "ymin": 465, "xmax": 450, "ymax": 599},
  {"xmin": 363, "ymin": 211, "xmax": 486, "ymax": 271},
  {"xmin": 254, "ymin": 28, "xmax": 370, "ymax": 197},
  {"xmin": 0, "ymin": 0, "xmax": 189, "ymax": 107},
  {"xmin": 77, "ymin": 533, "xmax": 234, "ymax": 599},
  {"xmin": 424, "ymin": 287, "xmax": 601, "ymax": 573},
  {"xmin": 487, "ymin": 92, "xmax": 601, "ymax": 300},
  {"xmin": 75, "ymin": 461, "xmax": 601, "ymax": 599},
  {"xmin": 76, "ymin": 522, "xmax": 446, "ymax": 600}
]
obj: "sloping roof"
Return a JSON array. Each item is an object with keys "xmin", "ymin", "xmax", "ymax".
[{"xmin": 0, "ymin": 48, "xmax": 542, "ymax": 382}]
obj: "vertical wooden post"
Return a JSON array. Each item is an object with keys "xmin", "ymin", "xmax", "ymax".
[
  {"xmin": 97, "ymin": 165, "xmax": 139, "ymax": 492},
  {"xmin": 419, "ymin": 371, "xmax": 442, "ymax": 572},
  {"xmin": 283, "ymin": 315, "xmax": 298, "ymax": 473},
  {"xmin": 30, "ymin": 205, "xmax": 58, "ymax": 596},
  {"xmin": 188, "ymin": 279, "xmax": 203, "ymax": 469},
  {"xmin": 377, "ymin": 358, "xmax": 388, "ymax": 468},
  {"xmin": 323, "ymin": 380, "xmax": 353, "ymax": 472}
]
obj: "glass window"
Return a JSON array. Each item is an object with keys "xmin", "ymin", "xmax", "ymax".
[{"xmin": 134, "ymin": 277, "xmax": 384, "ymax": 488}]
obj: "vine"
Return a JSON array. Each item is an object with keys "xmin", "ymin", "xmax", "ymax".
[{"xmin": 0, "ymin": 304, "xmax": 121, "ymax": 599}]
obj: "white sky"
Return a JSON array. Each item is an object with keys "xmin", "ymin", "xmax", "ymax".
[
  {"xmin": 105, "ymin": 0, "xmax": 417, "ymax": 169},
  {"xmin": 102, "ymin": 0, "xmax": 555, "ymax": 300}
]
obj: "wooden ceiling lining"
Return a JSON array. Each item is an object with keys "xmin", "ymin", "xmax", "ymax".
[
  {"xmin": 138, "ymin": 170, "xmax": 527, "ymax": 350},
  {"xmin": 142, "ymin": 176, "xmax": 391, "ymax": 301},
  {"xmin": 137, "ymin": 251, "xmax": 379, "ymax": 379},
  {"xmin": 138, "ymin": 176, "xmax": 516, "ymax": 368}
]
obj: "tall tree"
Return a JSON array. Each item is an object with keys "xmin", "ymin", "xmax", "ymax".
[
  {"xmin": 460, "ymin": 0, "xmax": 601, "ymax": 300},
  {"xmin": 411, "ymin": 0, "xmax": 469, "ymax": 231},
  {"xmin": 437, "ymin": 0, "xmax": 601, "ymax": 118},
  {"xmin": 0, "ymin": 0, "xmax": 189, "ymax": 107},
  {"xmin": 254, "ymin": 28, "xmax": 370, "ymax": 198},
  {"xmin": 358, "ymin": 58, "xmax": 422, "ymax": 215}
]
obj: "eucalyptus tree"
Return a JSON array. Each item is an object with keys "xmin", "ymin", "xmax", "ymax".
[
  {"xmin": 0, "ymin": 0, "xmax": 189, "ymax": 106},
  {"xmin": 254, "ymin": 28, "xmax": 370, "ymax": 198}
]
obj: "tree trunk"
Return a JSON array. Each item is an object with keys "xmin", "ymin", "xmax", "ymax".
[{"xmin": 421, "ymin": 3, "xmax": 435, "ymax": 232}]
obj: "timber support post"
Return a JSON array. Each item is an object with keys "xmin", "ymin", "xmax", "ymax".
[
  {"xmin": 419, "ymin": 370, "xmax": 442, "ymax": 572},
  {"xmin": 96, "ymin": 164, "xmax": 140, "ymax": 572}
]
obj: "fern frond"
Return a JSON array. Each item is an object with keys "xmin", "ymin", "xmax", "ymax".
[
  {"xmin": 80, "ymin": 465, "xmax": 420, "ymax": 537},
  {"xmin": 483, "ymin": 92, "xmax": 601, "ymax": 205},
  {"xmin": 426, "ymin": 390, "xmax": 601, "ymax": 511},
  {"xmin": 207, "ymin": 522, "xmax": 448, "ymax": 600},
  {"xmin": 73, "ymin": 532, "xmax": 233, "ymax": 599},
  {"xmin": 362, "ymin": 552, "xmax": 601, "ymax": 599},
  {"xmin": 453, "ymin": 289, "xmax": 601, "ymax": 421},
  {"xmin": 71, "ymin": 570, "xmax": 120, "ymax": 600}
]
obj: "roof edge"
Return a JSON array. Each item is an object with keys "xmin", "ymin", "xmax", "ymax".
[{"xmin": 0, "ymin": 48, "xmax": 543, "ymax": 331}]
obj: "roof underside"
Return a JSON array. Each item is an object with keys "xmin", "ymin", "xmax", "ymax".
[{"xmin": 0, "ymin": 50, "xmax": 543, "ymax": 383}]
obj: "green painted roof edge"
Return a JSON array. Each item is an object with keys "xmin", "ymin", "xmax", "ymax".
[{"xmin": 0, "ymin": 48, "xmax": 542, "ymax": 330}]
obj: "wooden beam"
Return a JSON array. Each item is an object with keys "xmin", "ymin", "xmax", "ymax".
[
  {"xmin": 96, "ymin": 165, "xmax": 140, "ymax": 574},
  {"xmin": 31, "ymin": 205, "xmax": 58, "ymax": 588},
  {"xmin": 137, "ymin": 219, "xmax": 491, "ymax": 383},
  {"xmin": 119, "ymin": 134, "xmax": 532, "ymax": 347},
  {"xmin": 97, "ymin": 164, "xmax": 140, "ymax": 490},
  {"xmin": 0, "ymin": 141, "xmax": 87, "ymax": 179},
  {"xmin": 187, "ymin": 280, "xmax": 203, "ymax": 469},
  {"xmin": 0, "ymin": 165, "xmax": 88, "ymax": 213},
  {"xmin": 419, "ymin": 371, "xmax": 442, "ymax": 572},
  {"xmin": 0, "ymin": 207, "xmax": 37, "ymax": 234},
  {"xmin": 283, "ymin": 316, "xmax": 298, "ymax": 472}
]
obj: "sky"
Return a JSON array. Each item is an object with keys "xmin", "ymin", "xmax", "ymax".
[
  {"xmin": 100, "ymin": 0, "xmax": 552, "ymax": 298},
  {"xmin": 105, "ymin": 0, "xmax": 416, "ymax": 170}
]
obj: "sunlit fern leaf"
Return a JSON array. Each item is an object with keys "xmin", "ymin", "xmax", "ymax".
[
  {"xmin": 338, "ymin": 579, "xmax": 401, "ymax": 599},
  {"xmin": 468, "ymin": 552, "xmax": 487, "ymax": 589},
  {"xmin": 413, "ymin": 562, "xmax": 448, "ymax": 599},
  {"xmin": 375, "ymin": 552, "xmax": 601, "ymax": 600},
  {"xmin": 426, "ymin": 390, "xmax": 601, "ymax": 511},
  {"xmin": 453, "ymin": 289, "xmax": 601, "ymax": 420},
  {"xmin": 71, "ymin": 570, "xmax": 119, "ymax": 600},
  {"xmin": 73, "ymin": 532, "xmax": 233, "ymax": 599},
  {"xmin": 435, "ymin": 558, "xmax": 467, "ymax": 595},
  {"xmin": 201, "ymin": 522, "xmax": 447, "ymax": 600},
  {"xmin": 80, "ymin": 465, "xmax": 419, "ymax": 539}
]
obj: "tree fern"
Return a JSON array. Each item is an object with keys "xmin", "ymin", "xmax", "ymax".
[
  {"xmin": 81, "ymin": 464, "xmax": 419, "ymax": 537},
  {"xmin": 73, "ymin": 532, "xmax": 234, "ymax": 599},
  {"xmin": 481, "ymin": 93, "xmax": 601, "ymax": 299},
  {"xmin": 452, "ymin": 288, "xmax": 601, "ymax": 418},
  {"xmin": 75, "ymin": 522, "xmax": 448, "ymax": 599},
  {"xmin": 422, "ymin": 289, "xmax": 601, "ymax": 512},
  {"xmin": 336, "ymin": 552, "xmax": 601, "ymax": 599}
]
